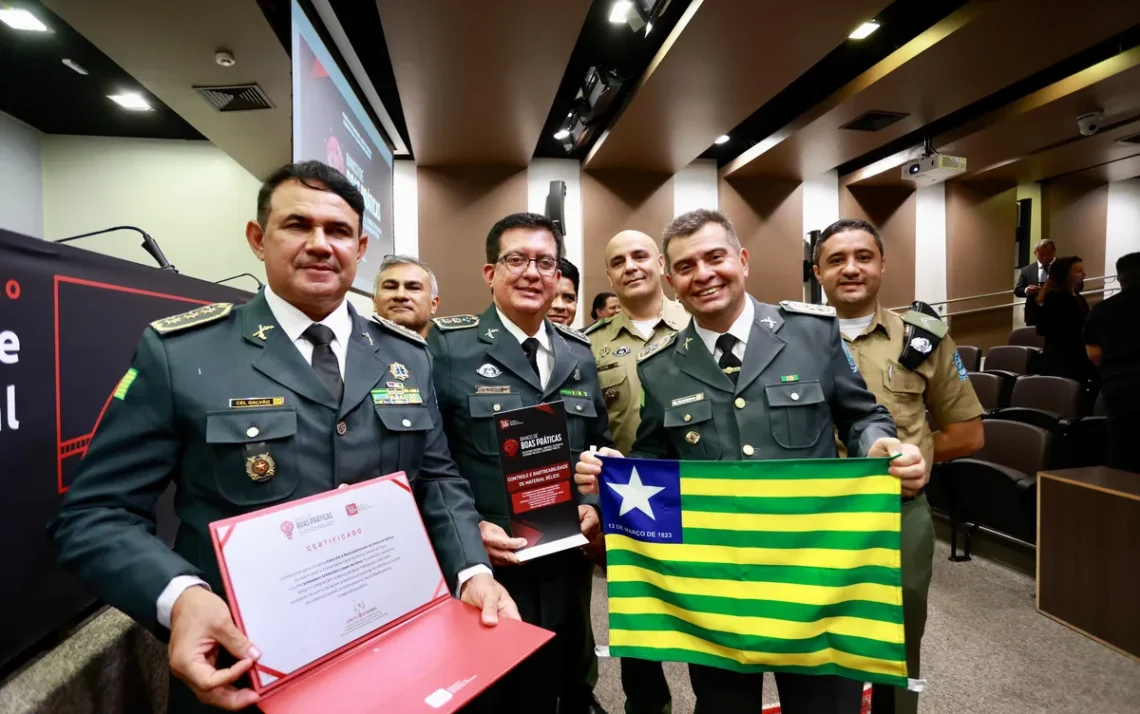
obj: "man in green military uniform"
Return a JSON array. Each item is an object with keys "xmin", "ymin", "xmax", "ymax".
[
  {"xmin": 814, "ymin": 218, "xmax": 984, "ymax": 714},
  {"xmin": 429, "ymin": 212, "xmax": 612, "ymax": 714},
  {"xmin": 577, "ymin": 209, "xmax": 927, "ymax": 714},
  {"xmin": 584, "ymin": 230, "xmax": 688, "ymax": 714},
  {"xmin": 50, "ymin": 162, "xmax": 516, "ymax": 714}
]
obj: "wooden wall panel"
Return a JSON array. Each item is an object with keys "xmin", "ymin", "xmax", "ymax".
[
  {"xmin": 416, "ymin": 165, "xmax": 528, "ymax": 315},
  {"xmin": 719, "ymin": 178, "xmax": 804, "ymax": 304},
  {"xmin": 839, "ymin": 186, "xmax": 917, "ymax": 310},
  {"xmin": 580, "ymin": 171, "xmax": 674, "ymax": 306},
  {"xmin": 1042, "ymin": 179, "xmax": 1109, "ymax": 281}
]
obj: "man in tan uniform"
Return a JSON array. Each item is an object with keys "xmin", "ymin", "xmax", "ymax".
[
  {"xmin": 584, "ymin": 230, "xmax": 688, "ymax": 714},
  {"xmin": 814, "ymin": 218, "xmax": 984, "ymax": 714}
]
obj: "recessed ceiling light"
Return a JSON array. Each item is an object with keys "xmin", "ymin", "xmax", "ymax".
[
  {"xmin": 849, "ymin": 21, "xmax": 879, "ymax": 40},
  {"xmin": 0, "ymin": 8, "xmax": 50, "ymax": 32},
  {"xmin": 62, "ymin": 58, "xmax": 88, "ymax": 75},
  {"xmin": 609, "ymin": 0, "xmax": 632, "ymax": 24},
  {"xmin": 108, "ymin": 92, "xmax": 153, "ymax": 111},
  {"xmin": 554, "ymin": 129, "xmax": 571, "ymax": 140},
  {"xmin": 714, "ymin": 135, "xmax": 730, "ymax": 145}
]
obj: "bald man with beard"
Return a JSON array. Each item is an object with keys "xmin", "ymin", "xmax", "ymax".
[{"xmin": 583, "ymin": 230, "xmax": 688, "ymax": 714}]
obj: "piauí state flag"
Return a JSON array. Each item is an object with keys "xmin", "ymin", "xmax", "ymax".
[{"xmin": 598, "ymin": 456, "xmax": 908, "ymax": 688}]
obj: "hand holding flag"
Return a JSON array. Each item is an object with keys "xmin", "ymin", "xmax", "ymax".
[
  {"xmin": 868, "ymin": 438, "xmax": 927, "ymax": 496},
  {"xmin": 575, "ymin": 446, "xmax": 623, "ymax": 495}
]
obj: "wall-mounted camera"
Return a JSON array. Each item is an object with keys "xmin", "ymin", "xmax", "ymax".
[{"xmin": 1077, "ymin": 111, "xmax": 1105, "ymax": 137}]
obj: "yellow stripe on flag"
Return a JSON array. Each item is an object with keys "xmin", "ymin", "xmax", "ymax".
[
  {"xmin": 609, "ymin": 596, "xmax": 905, "ymax": 644},
  {"xmin": 610, "ymin": 628, "xmax": 909, "ymax": 678},
  {"xmin": 605, "ymin": 534, "xmax": 900, "ymax": 570},
  {"xmin": 607, "ymin": 564, "xmax": 899, "ymax": 606},
  {"xmin": 683, "ymin": 510, "xmax": 900, "ymax": 533},
  {"xmin": 682, "ymin": 475, "xmax": 898, "ymax": 498}
]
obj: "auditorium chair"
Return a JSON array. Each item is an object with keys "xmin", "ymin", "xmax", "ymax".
[
  {"xmin": 983, "ymin": 344, "xmax": 1041, "ymax": 398},
  {"xmin": 1008, "ymin": 326, "xmax": 1045, "ymax": 349},
  {"xmin": 957, "ymin": 345, "xmax": 981, "ymax": 373},
  {"xmin": 967, "ymin": 372, "xmax": 1005, "ymax": 412},
  {"xmin": 937, "ymin": 419, "xmax": 1051, "ymax": 561},
  {"xmin": 986, "ymin": 375, "xmax": 1105, "ymax": 467}
]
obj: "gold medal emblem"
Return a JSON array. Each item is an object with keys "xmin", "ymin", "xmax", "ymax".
[
  {"xmin": 685, "ymin": 431, "xmax": 700, "ymax": 445},
  {"xmin": 246, "ymin": 453, "xmax": 276, "ymax": 482}
]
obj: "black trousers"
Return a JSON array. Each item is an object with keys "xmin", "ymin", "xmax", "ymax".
[
  {"xmin": 1108, "ymin": 415, "xmax": 1140, "ymax": 474},
  {"xmin": 620, "ymin": 657, "xmax": 672, "ymax": 713},
  {"xmin": 689, "ymin": 664, "xmax": 864, "ymax": 714}
]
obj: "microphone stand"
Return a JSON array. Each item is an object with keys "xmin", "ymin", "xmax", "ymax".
[
  {"xmin": 215, "ymin": 273, "xmax": 264, "ymax": 291},
  {"xmin": 55, "ymin": 226, "xmax": 178, "ymax": 273}
]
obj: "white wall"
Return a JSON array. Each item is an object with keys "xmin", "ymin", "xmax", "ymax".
[
  {"xmin": 1106, "ymin": 178, "xmax": 1140, "ymax": 296},
  {"xmin": 802, "ymin": 170, "xmax": 839, "ymax": 237},
  {"xmin": 915, "ymin": 183, "xmax": 948, "ymax": 313},
  {"xmin": 673, "ymin": 160, "xmax": 719, "ymax": 217},
  {"xmin": 0, "ymin": 111, "xmax": 43, "ymax": 238},
  {"xmin": 392, "ymin": 159, "xmax": 419, "ymax": 257},
  {"xmin": 528, "ymin": 158, "xmax": 584, "ymax": 327}
]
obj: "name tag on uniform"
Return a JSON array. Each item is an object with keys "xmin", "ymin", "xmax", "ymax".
[
  {"xmin": 476, "ymin": 385, "xmax": 512, "ymax": 395},
  {"xmin": 671, "ymin": 393, "xmax": 705, "ymax": 407},
  {"xmin": 596, "ymin": 362, "xmax": 620, "ymax": 373},
  {"xmin": 371, "ymin": 388, "xmax": 423, "ymax": 405},
  {"xmin": 229, "ymin": 397, "xmax": 285, "ymax": 408}
]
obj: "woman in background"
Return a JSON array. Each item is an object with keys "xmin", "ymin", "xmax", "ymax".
[
  {"xmin": 1036, "ymin": 256, "xmax": 1095, "ymax": 384},
  {"xmin": 589, "ymin": 291, "xmax": 620, "ymax": 323}
]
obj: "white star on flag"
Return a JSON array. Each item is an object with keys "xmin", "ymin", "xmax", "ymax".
[{"xmin": 607, "ymin": 466, "xmax": 665, "ymax": 520}]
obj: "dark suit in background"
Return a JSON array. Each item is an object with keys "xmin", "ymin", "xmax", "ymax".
[
  {"xmin": 1085, "ymin": 287, "xmax": 1140, "ymax": 472},
  {"xmin": 1014, "ymin": 262, "xmax": 1049, "ymax": 326}
]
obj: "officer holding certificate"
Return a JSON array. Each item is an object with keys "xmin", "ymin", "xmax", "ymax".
[
  {"xmin": 51, "ymin": 161, "xmax": 515, "ymax": 713},
  {"xmin": 576, "ymin": 209, "xmax": 926, "ymax": 714},
  {"xmin": 429, "ymin": 212, "xmax": 612, "ymax": 714}
]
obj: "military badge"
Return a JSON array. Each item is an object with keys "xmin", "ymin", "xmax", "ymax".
[
  {"xmin": 910, "ymin": 337, "xmax": 933, "ymax": 354},
  {"xmin": 685, "ymin": 431, "xmax": 701, "ymax": 444},
  {"xmin": 389, "ymin": 362, "xmax": 410, "ymax": 381},
  {"xmin": 253, "ymin": 324, "xmax": 275, "ymax": 341},
  {"xmin": 613, "ymin": 346, "xmax": 631, "ymax": 357},
  {"xmin": 573, "ymin": 367, "xmax": 581, "ymax": 381},
  {"xmin": 477, "ymin": 363, "xmax": 503, "ymax": 378},
  {"xmin": 246, "ymin": 452, "xmax": 276, "ymax": 482}
]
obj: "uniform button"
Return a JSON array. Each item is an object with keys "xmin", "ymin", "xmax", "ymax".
[
  {"xmin": 742, "ymin": 444, "xmax": 755, "ymax": 456},
  {"xmin": 336, "ymin": 421, "xmax": 347, "ymax": 436},
  {"xmin": 790, "ymin": 392, "xmax": 800, "ymax": 401},
  {"xmin": 684, "ymin": 414, "xmax": 692, "ymax": 422},
  {"xmin": 246, "ymin": 426, "xmax": 259, "ymax": 438},
  {"xmin": 401, "ymin": 418, "xmax": 412, "ymax": 427},
  {"xmin": 576, "ymin": 404, "xmax": 583, "ymax": 412},
  {"xmin": 685, "ymin": 431, "xmax": 700, "ymax": 444},
  {"xmin": 493, "ymin": 404, "xmax": 501, "ymax": 412},
  {"xmin": 734, "ymin": 398, "xmax": 746, "ymax": 409}
]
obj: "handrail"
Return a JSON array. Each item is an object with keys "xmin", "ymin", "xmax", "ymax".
[
  {"xmin": 887, "ymin": 274, "xmax": 1116, "ymax": 312},
  {"xmin": 941, "ymin": 288, "xmax": 1113, "ymax": 318}
]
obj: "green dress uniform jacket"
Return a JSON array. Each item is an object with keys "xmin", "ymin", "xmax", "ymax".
[{"xmin": 50, "ymin": 292, "xmax": 490, "ymax": 712}]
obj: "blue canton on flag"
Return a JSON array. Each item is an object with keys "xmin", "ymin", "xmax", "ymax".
[{"xmin": 599, "ymin": 458, "xmax": 682, "ymax": 544}]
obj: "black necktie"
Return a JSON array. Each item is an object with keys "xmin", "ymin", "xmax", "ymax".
[
  {"xmin": 716, "ymin": 333, "xmax": 742, "ymax": 384},
  {"xmin": 303, "ymin": 324, "xmax": 343, "ymax": 403},
  {"xmin": 521, "ymin": 337, "xmax": 541, "ymax": 380}
]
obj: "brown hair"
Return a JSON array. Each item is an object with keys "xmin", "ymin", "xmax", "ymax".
[{"xmin": 1036, "ymin": 255, "xmax": 1082, "ymax": 303}]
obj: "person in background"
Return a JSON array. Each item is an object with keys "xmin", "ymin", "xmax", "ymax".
[
  {"xmin": 372, "ymin": 254, "xmax": 440, "ymax": 338},
  {"xmin": 590, "ymin": 291, "xmax": 621, "ymax": 323},
  {"xmin": 584, "ymin": 229, "xmax": 688, "ymax": 714},
  {"xmin": 1085, "ymin": 252, "xmax": 1140, "ymax": 473},
  {"xmin": 549, "ymin": 258, "xmax": 581, "ymax": 326},
  {"xmin": 1035, "ymin": 255, "xmax": 1095, "ymax": 384},
  {"xmin": 813, "ymin": 218, "xmax": 984, "ymax": 714},
  {"xmin": 1015, "ymin": 238, "xmax": 1056, "ymax": 326}
]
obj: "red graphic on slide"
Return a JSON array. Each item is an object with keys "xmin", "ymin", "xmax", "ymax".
[
  {"xmin": 345, "ymin": 503, "xmax": 358, "ymax": 516},
  {"xmin": 502, "ymin": 438, "xmax": 519, "ymax": 458},
  {"xmin": 326, "ymin": 135, "xmax": 344, "ymax": 173}
]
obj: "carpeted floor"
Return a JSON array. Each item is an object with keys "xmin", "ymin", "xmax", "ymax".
[{"xmin": 588, "ymin": 539, "xmax": 1140, "ymax": 713}]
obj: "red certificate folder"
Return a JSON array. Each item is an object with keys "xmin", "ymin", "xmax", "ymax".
[{"xmin": 209, "ymin": 473, "xmax": 552, "ymax": 713}]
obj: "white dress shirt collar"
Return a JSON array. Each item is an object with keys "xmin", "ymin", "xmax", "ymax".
[
  {"xmin": 495, "ymin": 305, "xmax": 552, "ymax": 354},
  {"xmin": 693, "ymin": 297, "xmax": 754, "ymax": 357},
  {"xmin": 263, "ymin": 285, "xmax": 352, "ymax": 347}
]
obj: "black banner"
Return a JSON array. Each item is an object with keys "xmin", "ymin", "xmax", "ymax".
[{"xmin": 0, "ymin": 229, "xmax": 253, "ymax": 671}]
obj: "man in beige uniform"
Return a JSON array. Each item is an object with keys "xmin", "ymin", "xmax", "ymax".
[
  {"xmin": 584, "ymin": 230, "xmax": 688, "ymax": 714},
  {"xmin": 814, "ymin": 218, "xmax": 984, "ymax": 714}
]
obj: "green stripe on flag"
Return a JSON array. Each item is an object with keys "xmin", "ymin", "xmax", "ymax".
[
  {"xmin": 606, "ymin": 549, "xmax": 899, "ymax": 588},
  {"xmin": 679, "ymin": 458, "xmax": 890, "ymax": 480},
  {"xmin": 681, "ymin": 493, "xmax": 900, "ymax": 515},
  {"xmin": 681, "ymin": 527, "xmax": 899, "ymax": 551}
]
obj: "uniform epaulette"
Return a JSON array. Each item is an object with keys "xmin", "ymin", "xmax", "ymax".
[
  {"xmin": 637, "ymin": 332, "xmax": 677, "ymax": 362},
  {"xmin": 371, "ymin": 314, "xmax": 426, "ymax": 345},
  {"xmin": 432, "ymin": 314, "xmax": 479, "ymax": 331},
  {"xmin": 554, "ymin": 322, "xmax": 591, "ymax": 345},
  {"xmin": 583, "ymin": 317, "xmax": 611, "ymax": 335},
  {"xmin": 150, "ymin": 303, "xmax": 233, "ymax": 335},
  {"xmin": 779, "ymin": 301, "xmax": 836, "ymax": 318},
  {"xmin": 901, "ymin": 310, "xmax": 948, "ymax": 339}
]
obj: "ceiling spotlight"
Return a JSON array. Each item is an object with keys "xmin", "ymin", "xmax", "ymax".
[
  {"xmin": 714, "ymin": 134, "xmax": 730, "ymax": 145},
  {"xmin": 553, "ymin": 128, "xmax": 571, "ymax": 140},
  {"xmin": 108, "ymin": 92, "xmax": 153, "ymax": 111},
  {"xmin": 609, "ymin": 1, "xmax": 633, "ymax": 23},
  {"xmin": 849, "ymin": 21, "xmax": 879, "ymax": 40},
  {"xmin": 62, "ymin": 58, "xmax": 88, "ymax": 75},
  {"xmin": 0, "ymin": 8, "xmax": 50, "ymax": 32}
]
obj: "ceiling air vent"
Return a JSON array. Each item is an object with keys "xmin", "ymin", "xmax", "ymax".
[
  {"xmin": 840, "ymin": 110, "xmax": 909, "ymax": 132},
  {"xmin": 194, "ymin": 83, "xmax": 274, "ymax": 112},
  {"xmin": 1118, "ymin": 132, "xmax": 1140, "ymax": 145}
]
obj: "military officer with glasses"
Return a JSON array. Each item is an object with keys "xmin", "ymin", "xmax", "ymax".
[{"xmin": 429, "ymin": 212, "xmax": 612, "ymax": 714}]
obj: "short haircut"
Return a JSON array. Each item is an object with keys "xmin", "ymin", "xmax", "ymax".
[
  {"xmin": 558, "ymin": 258, "xmax": 580, "ymax": 294},
  {"xmin": 814, "ymin": 218, "xmax": 884, "ymax": 265},
  {"xmin": 257, "ymin": 161, "xmax": 364, "ymax": 231},
  {"xmin": 375, "ymin": 254, "xmax": 439, "ymax": 299},
  {"xmin": 485, "ymin": 212, "xmax": 564, "ymax": 264},
  {"xmin": 1116, "ymin": 251, "xmax": 1140, "ymax": 289},
  {"xmin": 591, "ymin": 292, "xmax": 616, "ymax": 320},
  {"xmin": 1035, "ymin": 238, "xmax": 1056, "ymax": 252},
  {"xmin": 662, "ymin": 209, "xmax": 741, "ymax": 272}
]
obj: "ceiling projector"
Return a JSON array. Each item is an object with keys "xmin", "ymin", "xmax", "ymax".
[{"xmin": 901, "ymin": 154, "xmax": 967, "ymax": 186}]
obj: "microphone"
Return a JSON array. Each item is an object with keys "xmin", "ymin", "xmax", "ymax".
[
  {"xmin": 215, "ymin": 273, "xmax": 264, "ymax": 290},
  {"xmin": 55, "ymin": 226, "xmax": 178, "ymax": 272}
]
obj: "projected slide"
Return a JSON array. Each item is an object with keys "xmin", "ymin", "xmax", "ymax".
[{"xmin": 292, "ymin": 0, "xmax": 394, "ymax": 293}]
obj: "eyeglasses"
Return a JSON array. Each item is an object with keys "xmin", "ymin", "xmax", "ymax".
[{"xmin": 497, "ymin": 252, "xmax": 559, "ymax": 276}]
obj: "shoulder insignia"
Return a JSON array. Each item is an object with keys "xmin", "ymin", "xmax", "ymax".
[
  {"xmin": 583, "ymin": 317, "xmax": 612, "ymax": 335},
  {"xmin": 637, "ymin": 332, "xmax": 677, "ymax": 363},
  {"xmin": 554, "ymin": 322, "xmax": 590, "ymax": 345},
  {"xmin": 779, "ymin": 300, "xmax": 836, "ymax": 318},
  {"xmin": 370, "ymin": 314, "xmax": 426, "ymax": 345},
  {"xmin": 901, "ymin": 310, "xmax": 948, "ymax": 339},
  {"xmin": 432, "ymin": 314, "xmax": 479, "ymax": 331},
  {"xmin": 150, "ymin": 303, "xmax": 233, "ymax": 335}
]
